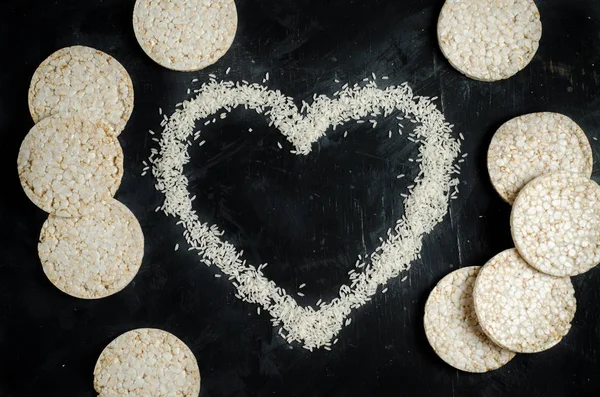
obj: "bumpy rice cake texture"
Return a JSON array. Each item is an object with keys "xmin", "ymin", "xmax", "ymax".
[
  {"xmin": 133, "ymin": 0, "xmax": 238, "ymax": 72},
  {"xmin": 473, "ymin": 249, "xmax": 576, "ymax": 353},
  {"xmin": 511, "ymin": 172, "xmax": 600, "ymax": 277},
  {"xmin": 424, "ymin": 266, "xmax": 515, "ymax": 373},
  {"xmin": 437, "ymin": 0, "xmax": 542, "ymax": 81},
  {"xmin": 38, "ymin": 199, "xmax": 144, "ymax": 299},
  {"xmin": 17, "ymin": 115, "xmax": 123, "ymax": 218},
  {"xmin": 94, "ymin": 328, "xmax": 201, "ymax": 397},
  {"xmin": 28, "ymin": 45, "xmax": 134, "ymax": 135},
  {"xmin": 488, "ymin": 113, "xmax": 593, "ymax": 204}
]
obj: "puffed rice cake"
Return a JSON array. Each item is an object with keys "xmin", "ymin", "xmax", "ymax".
[
  {"xmin": 473, "ymin": 249, "xmax": 576, "ymax": 353},
  {"xmin": 511, "ymin": 172, "xmax": 600, "ymax": 277},
  {"xmin": 38, "ymin": 199, "xmax": 144, "ymax": 299},
  {"xmin": 424, "ymin": 266, "xmax": 515, "ymax": 373},
  {"xmin": 28, "ymin": 45, "xmax": 134, "ymax": 135},
  {"xmin": 17, "ymin": 115, "xmax": 123, "ymax": 218},
  {"xmin": 437, "ymin": 0, "xmax": 542, "ymax": 82},
  {"xmin": 133, "ymin": 0, "xmax": 238, "ymax": 72},
  {"xmin": 94, "ymin": 328, "xmax": 201, "ymax": 397},
  {"xmin": 488, "ymin": 112, "xmax": 593, "ymax": 204}
]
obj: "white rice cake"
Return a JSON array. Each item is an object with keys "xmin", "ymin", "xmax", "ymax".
[
  {"xmin": 473, "ymin": 249, "xmax": 576, "ymax": 353},
  {"xmin": 437, "ymin": 0, "xmax": 542, "ymax": 81},
  {"xmin": 133, "ymin": 0, "xmax": 238, "ymax": 72},
  {"xmin": 28, "ymin": 46, "xmax": 134, "ymax": 135},
  {"xmin": 38, "ymin": 199, "xmax": 144, "ymax": 299},
  {"xmin": 94, "ymin": 328, "xmax": 201, "ymax": 396},
  {"xmin": 511, "ymin": 172, "xmax": 600, "ymax": 277},
  {"xmin": 488, "ymin": 112, "xmax": 593, "ymax": 204},
  {"xmin": 17, "ymin": 115, "xmax": 123, "ymax": 218},
  {"xmin": 424, "ymin": 266, "xmax": 515, "ymax": 372}
]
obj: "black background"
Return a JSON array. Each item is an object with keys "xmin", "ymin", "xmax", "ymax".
[{"xmin": 1, "ymin": 0, "xmax": 600, "ymax": 396}]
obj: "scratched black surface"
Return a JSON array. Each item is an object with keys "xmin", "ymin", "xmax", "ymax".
[{"xmin": 1, "ymin": 0, "xmax": 600, "ymax": 396}]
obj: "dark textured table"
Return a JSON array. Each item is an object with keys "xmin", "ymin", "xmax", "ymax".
[{"xmin": 1, "ymin": 0, "xmax": 600, "ymax": 396}]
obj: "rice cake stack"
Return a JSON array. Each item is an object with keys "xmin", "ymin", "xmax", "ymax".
[
  {"xmin": 487, "ymin": 112, "xmax": 600, "ymax": 276},
  {"xmin": 426, "ymin": 250, "xmax": 578, "ymax": 370},
  {"xmin": 424, "ymin": 267, "xmax": 515, "ymax": 372},
  {"xmin": 18, "ymin": 46, "xmax": 143, "ymax": 299},
  {"xmin": 426, "ymin": 114, "xmax": 597, "ymax": 370}
]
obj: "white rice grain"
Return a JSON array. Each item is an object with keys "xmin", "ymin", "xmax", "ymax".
[{"xmin": 147, "ymin": 78, "xmax": 462, "ymax": 350}]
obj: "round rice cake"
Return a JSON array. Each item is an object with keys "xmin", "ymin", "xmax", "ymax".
[
  {"xmin": 473, "ymin": 249, "xmax": 576, "ymax": 353},
  {"xmin": 437, "ymin": 0, "xmax": 542, "ymax": 82},
  {"xmin": 424, "ymin": 266, "xmax": 515, "ymax": 373},
  {"xmin": 38, "ymin": 199, "xmax": 144, "ymax": 299},
  {"xmin": 511, "ymin": 172, "xmax": 600, "ymax": 277},
  {"xmin": 488, "ymin": 113, "xmax": 593, "ymax": 204},
  {"xmin": 17, "ymin": 115, "xmax": 123, "ymax": 218},
  {"xmin": 28, "ymin": 45, "xmax": 134, "ymax": 135},
  {"xmin": 132, "ymin": 0, "xmax": 238, "ymax": 72},
  {"xmin": 94, "ymin": 328, "xmax": 201, "ymax": 396}
]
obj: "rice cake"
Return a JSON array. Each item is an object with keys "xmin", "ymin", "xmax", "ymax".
[
  {"xmin": 133, "ymin": 0, "xmax": 238, "ymax": 72},
  {"xmin": 424, "ymin": 266, "xmax": 515, "ymax": 373},
  {"xmin": 28, "ymin": 46, "xmax": 134, "ymax": 135},
  {"xmin": 94, "ymin": 328, "xmax": 201, "ymax": 397},
  {"xmin": 511, "ymin": 172, "xmax": 600, "ymax": 277},
  {"xmin": 488, "ymin": 113, "xmax": 593, "ymax": 204},
  {"xmin": 38, "ymin": 199, "xmax": 144, "ymax": 299},
  {"xmin": 17, "ymin": 115, "xmax": 123, "ymax": 218},
  {"xmin": 437, "ymin": 0, "xmax": 542, "ymax": 82},
  {"xmin": 473, "ymin": 249, "xmax": 576, "ymax": 353}
]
